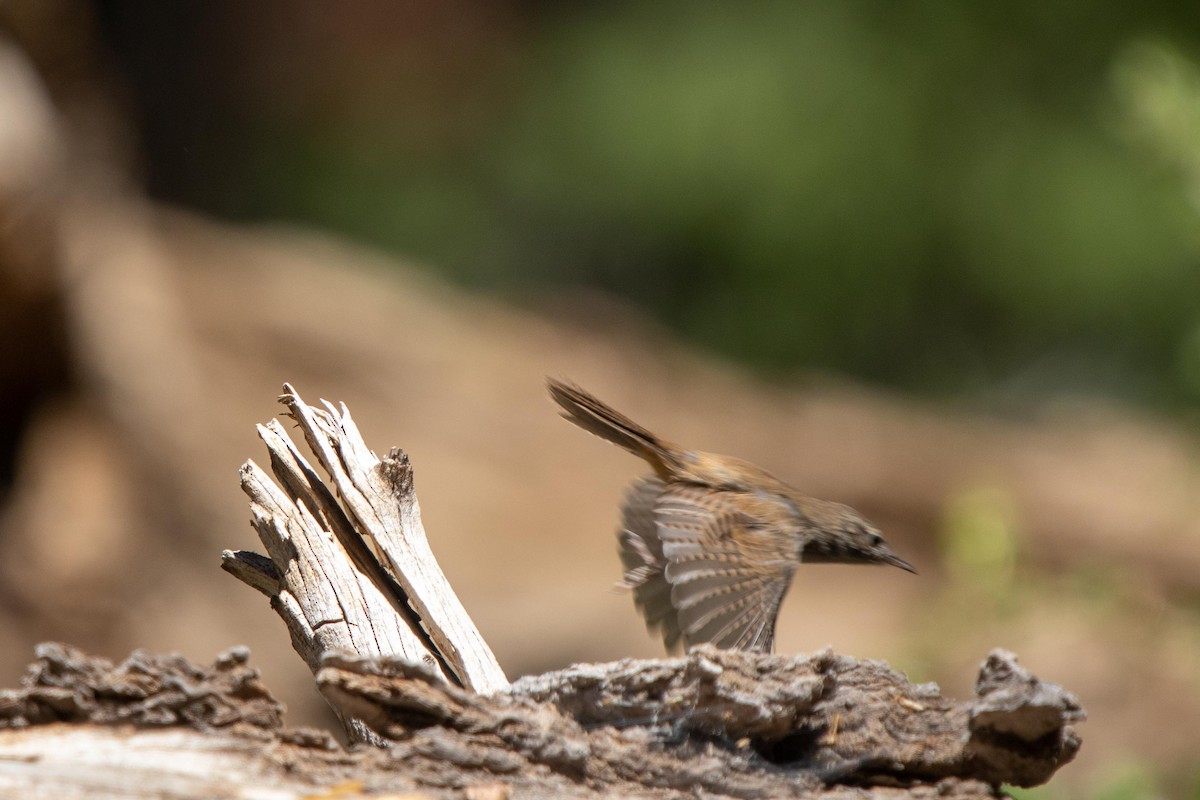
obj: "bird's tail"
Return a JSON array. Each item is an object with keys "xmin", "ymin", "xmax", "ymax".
[{"xmin": 547, "ymin": 379, "xmax": 680, "ymax": 478}]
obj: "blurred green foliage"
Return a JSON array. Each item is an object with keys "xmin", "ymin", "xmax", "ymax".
[
  {"xmin": 1007, "ymin": 760, "xmax": 1170, "ymax": 800},
  {"xmin": 147, "ymin": 2, "xmax": 1200, "ymax": 403},
  {"xmin": 939, "ymin": 485, "xmax": 1020, "ymax": 601}
]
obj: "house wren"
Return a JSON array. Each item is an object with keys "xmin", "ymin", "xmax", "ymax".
[{"xmin": 548, "ymin": 379, "xmax": 915, "ymax": 654}]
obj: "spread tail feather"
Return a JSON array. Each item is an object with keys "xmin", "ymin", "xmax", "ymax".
[{"xmin": 547, "ymin": 379, "xmax": 678, "ymax": 477}]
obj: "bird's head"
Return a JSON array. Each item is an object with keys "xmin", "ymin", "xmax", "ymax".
[{"xmin": 800, "ymin": 502, "xmax": 916, "ymax": 573}]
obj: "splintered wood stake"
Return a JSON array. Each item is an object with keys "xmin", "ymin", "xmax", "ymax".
[{"xmin": 223, "ymin": 384, "xmax": 507, "ymax": 741}]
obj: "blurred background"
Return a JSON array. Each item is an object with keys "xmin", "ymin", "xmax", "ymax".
[{"xmin": 1, "ymin": 1, "xmax": 1199, "ymax": 796}]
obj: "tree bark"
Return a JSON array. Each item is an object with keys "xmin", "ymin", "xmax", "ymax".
[{"xmin": 0, "ymin": 641, "xmax": 1081, "ymax": 799}]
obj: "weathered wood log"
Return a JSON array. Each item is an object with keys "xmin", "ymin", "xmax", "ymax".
[
  {"xmin": 319, "ymin": 645, "xmax": 1082, "ymax": 794},
  {"xmin": 0, "ymin": 642, "xmax": 1082, "ymax": 798}
]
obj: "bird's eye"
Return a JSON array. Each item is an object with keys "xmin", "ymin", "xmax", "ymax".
[{"xmin": 868, "ymin": 533, "xmax": 883, "ymax": 547}]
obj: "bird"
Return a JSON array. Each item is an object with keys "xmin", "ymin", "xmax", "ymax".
[{"xmin": 547, "ymin": 378, "xmax": 915, "ymax": 654}]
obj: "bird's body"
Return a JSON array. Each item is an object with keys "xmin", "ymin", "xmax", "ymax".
[{"xmin": 548, "ymin": 379, "xmax": 914, "ymax": 654}]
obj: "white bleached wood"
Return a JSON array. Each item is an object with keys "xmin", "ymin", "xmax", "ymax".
[
  {"xmin": 276, "ymin": 387, "xmax": 506, "ymax": 694},
  {"xmin": 0, "ymin": 727, "xmax": 307, "ymax": 800},
  {"xmin": 223, "ymin": 384, "xmax": 506, "ymax": 740}
]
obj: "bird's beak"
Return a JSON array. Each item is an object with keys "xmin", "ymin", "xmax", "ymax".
[{"xmin": 883, "ymin": 551, "xmax": 917, "ymax": 574}]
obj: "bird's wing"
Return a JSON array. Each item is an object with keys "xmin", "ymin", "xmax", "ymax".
[
  {"xmin": 654, "ymin": 485, "xmax": 796, "ymax": 653},
  {"xmin": 617, "ymin": 476, "xmax": 683, "ymax": 650}
]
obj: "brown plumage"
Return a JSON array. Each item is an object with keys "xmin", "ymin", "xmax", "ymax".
[{"xmin": 548, "ymin": 378, "xmax": 915, "ymax": 654}]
